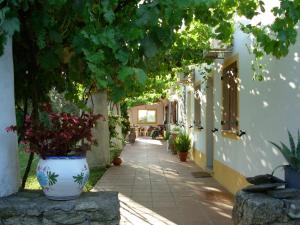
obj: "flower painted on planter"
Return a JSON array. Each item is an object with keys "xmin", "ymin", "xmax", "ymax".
[
  {"xmin": 37, "ymin": 171, "xmax": 48, "ymax": 187},
  {"xmin": 46, "ymin": 171, "xmax": 59, "ymax": 186},
  {"xmin": 73, "ymin": 172, "xmax": 84, "ymax": 185},
  {"xmin": 73, "ymin": 171, "xmax": 89, "ymax": 188}
]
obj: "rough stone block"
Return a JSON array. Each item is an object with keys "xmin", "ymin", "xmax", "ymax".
[
  {"xmin": 0, "ymin": 191, "xmax": 120, "ymax": 225},
  {"xmin": 233, "ymin": 190, "xmax": 300, "ymax": 225}
]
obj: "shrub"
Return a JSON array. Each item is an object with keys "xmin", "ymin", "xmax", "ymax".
[
  {"xmin": 110, "ymin": 144, "xmax": 122, "ymax": 162},
  {"xmin": 270, "ymin": 130, "xmax": 300, "ymax": 170},
  {"xmin": 7, "ymin": 103, "xmax": 104, "ymax": 158},
  {"xmin": 164, "ymin": 131, "xmax": 171, "ymax": 140},
  {"xmin": 174, "ymin": 133, "xmax": 191, "ymax": 153}
]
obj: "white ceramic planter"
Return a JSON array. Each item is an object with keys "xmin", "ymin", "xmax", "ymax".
[{"xmin": 36, "ymin": 156, "xmax": 89, "ymax": 200}]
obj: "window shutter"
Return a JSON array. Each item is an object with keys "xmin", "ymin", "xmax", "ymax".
[
  {"xmin": 222, "ymin": 60, "xmax": 239, "ymax": 132},
  {"xmin": 229, "ymin": 62, "xmax": 238, "ymax": 131},
  {"xmin": 172, "ymin": 101, "xmax": 178, "ymax": 124},
  {"xmin": 222, "ymin": 72, "xmax": 230, "ymax": 130}
]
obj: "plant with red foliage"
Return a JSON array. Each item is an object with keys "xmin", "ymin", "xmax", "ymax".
[{"xmin": 7, "ymin": 103, "xmax": 104, "ymax": 158}]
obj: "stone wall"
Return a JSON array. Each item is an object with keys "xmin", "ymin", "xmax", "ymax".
[
  {"xmin": 0, "ymin": 191, "xmax": 120, "ymax": 225},
  {"xmin": 233, "ymin": 190, "xmax": 300, "ymax": 225}
]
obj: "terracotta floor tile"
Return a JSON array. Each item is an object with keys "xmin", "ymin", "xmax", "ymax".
[{"xmin": 93, "ymin": 137, "xmax": 233, "ymax": 225}]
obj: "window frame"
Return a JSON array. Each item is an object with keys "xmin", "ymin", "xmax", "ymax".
[
  {"xmin": 221, "ymin": 54, "xmax": 240, "ymax": 140},
  {"xmin": 171, "ymin": 101, "xmax": 178, "ymax": 124},
  {"xmin": 137, "ymin": 109, "xmax": 157, "ymax": 124}
]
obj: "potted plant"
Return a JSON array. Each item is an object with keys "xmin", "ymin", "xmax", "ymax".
[
  {"xmin": 270, "ymin": 130, "xmax": 300, "ymax": 189},
  {"xmin": 169, "ymin": 127, "xmax": 181, "ymax": 154},
  {"xmin": 128, "ymin": 127, "xmax": 136, "ymax": 143},
  {"xmin": 110, "ymin": 144, "xmax": 123, "ymax": 166},
  {"xmin": 174, "ymin": 132, "xmax": 191, "ymax": 162},
  {"xmin": 7, "ymin": 104, "xmax": 103, "ymax": 200}
]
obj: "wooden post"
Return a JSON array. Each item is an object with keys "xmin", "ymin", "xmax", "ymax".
[{"xmin": 0, "ymin": 38, "xmax": 20, "ymax": 197}]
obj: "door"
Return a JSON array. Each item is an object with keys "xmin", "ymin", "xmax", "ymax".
[{"xmin": 205, "ymin": 76, "xmax": 214, "ymax": 170}]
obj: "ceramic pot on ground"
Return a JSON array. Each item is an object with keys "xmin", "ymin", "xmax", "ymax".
[
  {"xmin": 36, "ymin": 156, "xmax": 89, "ymax": 200},
  {"xmin": 284, "ymin": 165, "xmax": 300, "ymax": 189},
  {"xmin": 178, "ymin": 152, "xmax": 188, "ymax": 162},
  {"xmin": 112, "ymin": 157, "xmax": 122, "ymax": 166},
  {"xmin": 129, "ymin": 128, "xmax": 136, "ymax": 143}
]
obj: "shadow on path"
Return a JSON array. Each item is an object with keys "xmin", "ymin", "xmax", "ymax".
[{"xmin": 93, "ymin": 137, "xmax": 233, "ymax": 225}]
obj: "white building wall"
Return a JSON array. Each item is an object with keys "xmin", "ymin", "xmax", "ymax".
[
  {"xmin": 193, "ymin": 69, "xmax": 207, "ymax": 154},
  {"xmin": 212, "ymin": 25, "xmax": 300, "ymax": 179}
]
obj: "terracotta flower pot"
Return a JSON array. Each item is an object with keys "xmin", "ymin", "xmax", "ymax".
[
  {"xmin": 112, "ymin": 157, "xmax": 122, "ymax": 166},
  {"xmin": 128, "ymin": 128, "xmax": 136, "ymax": 143},
  {"xmin": 178, "ymin": 152, "xmax": 188, "ymax": 162}
]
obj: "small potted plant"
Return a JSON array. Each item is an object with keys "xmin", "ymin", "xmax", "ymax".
[
  {"xmin": 7, "ymin": 103, "xmax": 103, "ymax": 200},
  {"xmin": 169, "ymin": 127, "xmax": 181, "ymax": 154},
  {"xmin": 174, "ymin": 132, "xmax": 191, "ymax": 162},
  {"xmin": 270, "ymin": 130, "xmax": 300, "ymax": 189},
  {"xmin": 110, "ymin": 144, "xmax": 123, "ymax": 166}
]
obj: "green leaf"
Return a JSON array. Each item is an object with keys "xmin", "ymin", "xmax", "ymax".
[
  {"xmin": 99, "ymin": 28, "xmax": 117, "ymax": 50},
  {"xmin": 288, "ymin": 130, "xmax": 296, "ymax": 155},
  {"xmin": 1, "ymin": 17, "xmax": 20, "ymax": 36},
  {"xmin": 118, "ymin": 67, "xmax": 134, "ymax": 81},
  {"xmin": 104, "ymin": 9, "xmax": 115, "ymax": 24},
  {"xmin": 86, "ymin": 51, "xmax": 105, "ymax": 64},
  {"xmin": 270, "ymin": 141, "xmax": 293, "ymax": 164},
  {"xmin": 280, "ymin": 141, "xmax": 293, "ymax": 162},
  {"xmin": 142, "ymin": 37, "xmax": 158, "ymax": 58},
  {"xmin": 115, "ymin": 50, "xmax": 129, "ymax": 65},
  {"xmin": 297, "ymin": 129, "xmax": 300, "ymax": 158},
  {"xmin": 134, "ymin": 68, "xmax": 147, "ymax": 84}
]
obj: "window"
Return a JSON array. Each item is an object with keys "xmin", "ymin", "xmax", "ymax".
[
  {"xmin": 194, "ymin": 83, "xmax": 201, "ymax": 126},
  {"xmin": 164, "ymin": 105, "xmax": 169, "ymax": 124},
  {"xmin": 138, "ymin": 110, "xmax": 156, "ymax": 123},
  {"xmin": 221, "ymin": 60, "xmax": 239, "ymax": 132},
  {"xmin": 171, "ymin": 101, "xmax": 178, "ymax": 124}
]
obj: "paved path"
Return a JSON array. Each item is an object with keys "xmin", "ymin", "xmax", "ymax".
[{"xmin": 93, "ymin": 137, "xmax": 233, "ymax": 225}]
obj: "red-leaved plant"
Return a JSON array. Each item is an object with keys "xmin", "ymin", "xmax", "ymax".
[{"xmin": 6, "ymin": 103, "xmax": 104, "ymax": 159}]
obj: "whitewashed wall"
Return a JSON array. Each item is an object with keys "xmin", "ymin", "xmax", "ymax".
[
  {"xmin": 212, "ymin": 25, "xmax": 300, "ymax": 178},
  {"xmin": 0, "ymin": 39, "xmax": 20, "ymax": 196},
  {"xmin": 193, "ymin": 69, "xmax": 206, "ymax": 154}
]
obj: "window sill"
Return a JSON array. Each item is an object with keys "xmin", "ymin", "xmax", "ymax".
[{"xmin": 221, "ymin": 130, "xmax": 240, "ymax": 140}]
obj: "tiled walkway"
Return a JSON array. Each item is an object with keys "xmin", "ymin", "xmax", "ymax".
[{"xmin": 93, "ymin": 137, "xmax": 233, "ymax": 225}]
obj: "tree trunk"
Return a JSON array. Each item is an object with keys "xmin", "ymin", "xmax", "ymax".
[
  {"xmin": 20, "ymin": 73, "xmax": 39, "ymax": 190},
  {"xmin": 0, "ymin": 38, "xmax": 20, "ymax": 197},
  {"xmin": 86, "ymin": 90, "xmax": 110, "ymax": 168}
]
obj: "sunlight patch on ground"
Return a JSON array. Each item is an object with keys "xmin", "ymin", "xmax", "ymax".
[
  {"xmin": 119, "ymin": 194, "xmax": 177, "ymax": 225},
  {"xmin": 136, "ymin": 138, "xmax": 163, "ymax": 146}
]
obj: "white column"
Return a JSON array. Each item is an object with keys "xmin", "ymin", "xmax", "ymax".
[
  {"xmin": 86, "ymin": 91, "xmax": 110, "ymax": 168},
  {"xmin": 0, "ymin": 38, "xmax": 20, "ymax": 197}
]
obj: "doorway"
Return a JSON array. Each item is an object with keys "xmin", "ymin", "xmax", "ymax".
[{"xmin": 205, "ymin": 75, "xmax": 214, "ymax": 170}]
